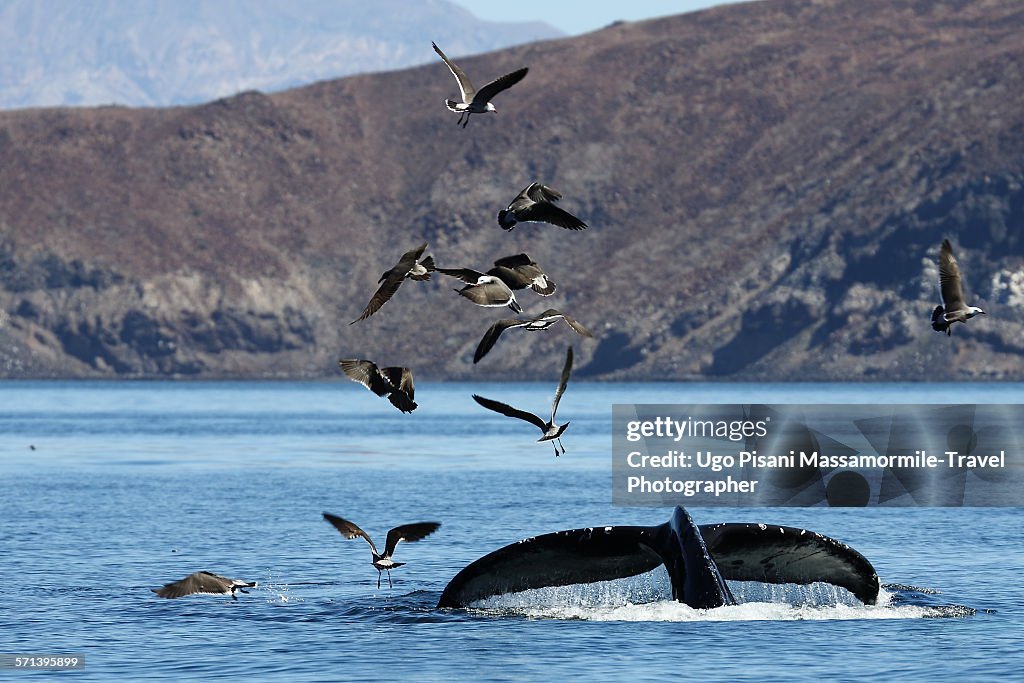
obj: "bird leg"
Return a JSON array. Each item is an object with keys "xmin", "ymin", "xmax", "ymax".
[
  {"xmin": 456, "ymin": 111, "xmax": 466, "ymax": 126},
  {"xmin": 461, "ymin": 113, "xmax": 470, "ymax": 128},
  {"xmin": 557, "ymin": 438, "xmax": 566, "ymax": 456},
  {"xmin": 552, "ymin": 442, "xmax": 559, "ymax": 457},
  {"xmin": 376, "ymin": 570, "xmax": 382, "ymax": 590},
  {"xmin": 387, "ymin": 570, "xmax": 393, "ymax": 589}
]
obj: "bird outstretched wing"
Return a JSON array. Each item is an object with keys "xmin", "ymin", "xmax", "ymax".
[
  {"xmin": 339, "ymin": 359, "xmax": 394, "ymax": 397},
  {"xmin": 432, "ymin": 42, "xmax": 475, "ymax": 103},
  {"xmin": 473, "ymin": 67, "xmax": 528, "ymax": 106},
  {"xmin": 517, "ymin": 201, "xmax": 587, "ymax": 230},
  {"xmin": 323, "ymin": 513, "xmax": 380, "ymax": 557},
  {"xmin": 474, "ymin": 319, "xmax": 530, "ymax": 364},
  {"xmin": 938, "ymin": 239, "xmax": 965, "ymax": 311},
  {"xmin": 551, "ymin": 346, "xmax": 574, "ymax": 422},
  {"xmin": 351, "ymin": 243, "xmax": 428, "ymax": 323},
  {"xmin": 384, "ymin": 522, "xmax": 441, "ymax": 558},
  {"xmin": 473, "ymin": 394, "xmax": 547, "ymax": 432}
]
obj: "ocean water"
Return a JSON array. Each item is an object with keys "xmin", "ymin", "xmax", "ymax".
[{"xmin": 1, "ymin": 381, "xmax": 1021, "ymax": 681}]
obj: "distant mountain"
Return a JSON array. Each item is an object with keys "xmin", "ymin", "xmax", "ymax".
[
  {"xmin": 0, "ymin": 0, "xmax": 1022, "ymax": 380},
  {"xmin": 0, "ymin": 0, "xmax": 562, "ymax": 109}
]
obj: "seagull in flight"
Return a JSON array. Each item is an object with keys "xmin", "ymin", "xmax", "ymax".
[
  {"xmin": 498, "ymin": 183, "xmax": 587, "ymax": 231},
  {"xmin": 931, "ymin": 239, "xmax": 985, "ymax": 336},
  {"xmin": 339, "ymin": 359, "xmax": 417, "ymax": 413},
  {"xmin": 437, "ymin": 267, "xmax": 524, "ymax": 313},
  {"xmin": 486, "ymin": 253, "xmax": 557, "ymax": 296},
  {"xmin": 473, "ymin": 309, "xmax": 593, "ymax": 364},
  {"xmin": 473, "ymin": 346, "xmax": 575, "ymax": 456},
  {"xmin": 351, "ymin": 242, "xmax": 434, "ymax": 324},
  {"xmin": 322, "ymin": 513, "xmax": 440, "ymax": 589},
  {"xmin": 432, "ymin": 41, "xmax": 528, "ymax": 127},
  {"xmin": 152, "ymin": 572, "xmax": 257, "ymax": 600}
]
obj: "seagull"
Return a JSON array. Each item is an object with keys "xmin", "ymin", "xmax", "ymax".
[
  {"xmin": 932, "ymin": 239, "xmax": 985, "ymax": 336},
  {"xmin": 339, "ymin": 359, "xmax": 417, "ymax": 413},
  {"xmin": 498, "ymin": 183, "xmax": 587, "ymax": 231},
  {"xmin": 474, "ymin": 309, "xmax": 594, "ymax": 364},
  {"xmin": 322, "ymin": 513, "xmax": 440, "ymax": 589},
  {"xmin": 152, "ymin": 572, "xmax": 257, "ymax": 600},
  {"xmin": 432, "ymin": 42, "xmax": 528, "ymax": 127},
  {"xmin": 437, "ymin": 267, "xmax": 523, "ymax": 313},
  {"xmin": 472, "ymin": 346, "xmax": 575, "ymax": 456},
  {"xmin": 351, "ymin": 242, "xmax": 434, "ymax": 324},
  {"xmin": 486, "ymin": 253, "xmax": 556, "ymax": 296}
]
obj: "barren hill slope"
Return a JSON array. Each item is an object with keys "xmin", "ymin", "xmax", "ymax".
[{"xmin": 1, "ymin": 0, "xmax": 1022, "ymax": 380}]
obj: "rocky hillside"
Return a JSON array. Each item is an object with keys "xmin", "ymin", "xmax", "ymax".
[
  {"xmin": 0, "ymin": 0, "xmax": 561, "ymax": 108},
  {"xmin": 1, "ymin": 0, "xmax": 1022, "ymax": 380}
]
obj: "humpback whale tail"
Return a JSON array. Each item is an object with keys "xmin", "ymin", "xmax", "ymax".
[{"xmin": 438, "ymin": 506, "xmax": 879, "ymax": 609}]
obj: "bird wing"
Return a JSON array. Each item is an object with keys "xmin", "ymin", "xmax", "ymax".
[
  {"xmin": 526, "ymin": 183, "xmax": 563, "ymax": 203},
  {"xmin": 379, "ymin": 366, "xmax": 417, "ymax": 412},
  {"xmin": 516, "ymin": 201, "xmax": 587, "ymax": 230},
  {"xmin": 350, "ymin": 244, "xmax": 426, "ymax": 323},
  {"xmin": 153, "ymin": 571, "xmax": 232, "ymax": 598},
  {"xmin": 550, "ymin": 346, "xmax": 574, "ymax": 422},
  {"xmin": 472, "ymin": 67, "xmax": 528, "ymax": 105},
  {"xmin": 322, "ymin": 513, "xmax": 380, "ymax": 556},
  {"xmin": 432, "ymin": 42, "xmax": 475, "ymax": 102},
  {"xmin": 473, "ymin": 394, "xmax": 547, "ymax": 432},
  {"xmin": 457, "ymin": 279, "xmax": 517, "ymax": 308},
  {"xmin": 487, "ymin": 265, "xmax": 530, "ymax": 290},
  {"xmin": 938, "ymin": 239, "xmax": 966, "ymax": 311},
  {"xmin": 351, "ymin": 275, "xmax": 405, "ymax": 323},
  {"xmin": 398, "ymin": 367, "xmax": 415, "ymax": 401},
  {"xmin": 530, "ymin": 276, "xmax": 556, "ymax": 296},
  {"xmin": 339, "ymin": 359, "xmax": 395, "ymax": 397},
  {"xmin": 437, "ymin": 267, "xmax": 488, "ymax": 284},
  {"xmin": 384, "ymin": 522, "xmax": 441, "ymax": 558},
  {"xmin": 508, "ymin": 184, "xmax": 535, "ymax": 209},
  {"xmin": 492, "ymin": 253, "xmax": 534, "ymax": 270},
  {"xmin": 474, "ymin": 319, "xmax": 530, "ymax": 364},
  {"xmin": 492, "ymin": 253, "xmax": 550, "ymax": 291},
  {"xmin": 559, "ymin": 311, "xmax": 595, "ymax": 338}
]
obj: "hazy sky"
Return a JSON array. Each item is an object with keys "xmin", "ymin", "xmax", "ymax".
[{"xmin": 452, "ymin": 0, "xmax": 749, "ymax": 35}]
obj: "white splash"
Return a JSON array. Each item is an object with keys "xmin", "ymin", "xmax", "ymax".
[{"xmin": 467, "ymin": 573, "xmax": 951, "ymax": 622}]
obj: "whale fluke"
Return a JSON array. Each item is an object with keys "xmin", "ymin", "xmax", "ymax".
[{"xmin": 437, "ymin": 506, "xmax": 879, "ymax": 609}]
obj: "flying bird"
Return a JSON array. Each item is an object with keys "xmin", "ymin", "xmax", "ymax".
[
  {"xmin": 931, "ymin": 239, "xmax": 985, "ymax": 336},
  {"xmin": 351, "ymin": 242, "xmax": 434, "ymax": 324},
  {"xmin": 152, "ymin": 572, "xmax": 257, "ymax": 600},
  {"xmin": 432, "ymin": 41, "xmax": 528, "ymax": 127},
  {"xmin": 486, "ymin": 253, "xmax": 556, "ymax": 296},
  {"xmin": 437, "ymin": 267, "xmax": 524, "ymax": 313},
  {"xmin": 322, "ymin": 513, "xmax": 440, "ymax": 589},
  {"xmin": 472, "ymin": 346, "xmax": 575, "ymax": 456},
  {"xmin": 474, "ymin": 309, "xmax": 594, "ymax": 364},
  {"xmin": 339, "ymin": 359, "xmax": 417, "ymax": 413},
  {"xmin": 498, "ymin": 183, "xmax": 587, "ymax": 231}
]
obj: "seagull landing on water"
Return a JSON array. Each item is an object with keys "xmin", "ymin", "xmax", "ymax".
[
  {"xmin": 472, "ymin": 346, "xmax": 575, "ymax": 456},
  {"xmin": 432, "ymin": 42, "xmax": 528, "ymax": 127},
  {"xmin": 498, "ymin": 183, "xmax": 587, "ymax": 231},
  {"xmin": 322, "ymin": 513, "xmax": 440, "ymax": 589},
  {"xmin": 152, "ymin": 572, "xmax": 257, "ymax": 599},
  {"xmin": 932, "ymin": 239, "xmax": 985, "ymax": 336},
  {"xmin": 351, "ymin": 242, "xmax": 435, "ymax": 324}
]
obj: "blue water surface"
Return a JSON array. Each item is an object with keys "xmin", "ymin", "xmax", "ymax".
[{"xmin": 1, "ymin": 381, "xmax": 1021, "ymax": 681}]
